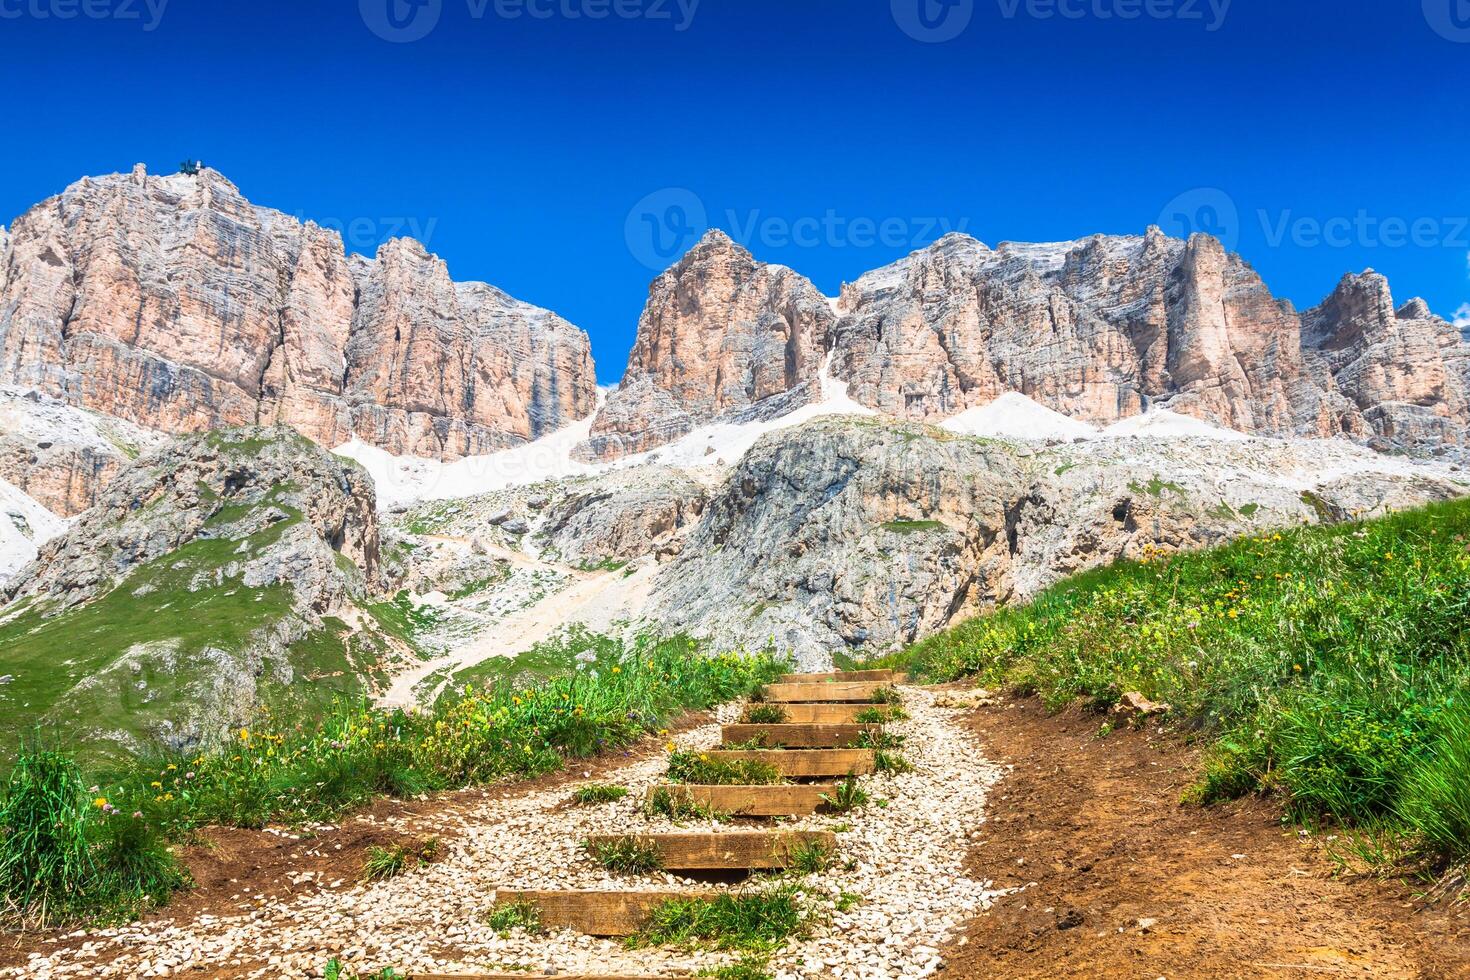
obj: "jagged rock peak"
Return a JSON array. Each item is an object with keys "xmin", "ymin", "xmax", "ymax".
[{"xmin": 575, "ymin": 231, "xmax": 837, "ymax": 461}]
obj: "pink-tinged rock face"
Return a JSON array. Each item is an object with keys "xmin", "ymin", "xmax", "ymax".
[
  {"xmin": 0, "ymin": 165, "xmax": 598, "ymax": 462},
  {"xmin": 584, "ymin": 224, "xmax": 1467, "ymax": 459},
  {"xmin": 576, "ymin": 230, "xmax": 837, "ymax": 461}
]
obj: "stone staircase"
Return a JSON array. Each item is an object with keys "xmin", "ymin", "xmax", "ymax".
[{"xmin": 413, "ymin": 668, "xmax": 899, "ymax": 979}]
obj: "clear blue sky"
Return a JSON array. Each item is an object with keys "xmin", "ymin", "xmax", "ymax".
[{"xmin": 1, "ymin": 0, "xmax": 1467, "ymax": 381}]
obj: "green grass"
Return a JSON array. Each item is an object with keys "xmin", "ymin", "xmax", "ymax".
[
  {"xmin": 323, "ymin": 960, "xmax": 407, "ymax": 980},
  {"xmin": 0, "ymin": 745, "xmax": 186, "ymax": 927},
  {"xmin": 585, "ymin": 835, "xmax": 663, "ymax": 873},
  {"xmin": 644, "ymin": 786, "xmax": 727, "ymax": 821},
  {"xmin": 740, "ymin": 704, "xmax": 788, "ymax": 724},
  {"xmin": 853, "ymin": 707, "xmax": 899, "ymax": 724},
  {"xmin": 629, "ymin": 883, "xmax": 808, "ymax": 952},
  {"xmin": 782, "ymin": 838, "xmax": 834, "ymax": 875},
  {"xmin": 667, "ymin": 751, "xmax": 785, "ymax": 786},
  {"xmin": 0, "ymin": 632, "xmax": 782, "ymax": 925},
  {"xmin": 819, "ymin": 776, "xmax": 868, "ymax": 813},
  {"xmin": 0, "ymin": 530, "xmax": 305, "ymax": 765},
  {"xmin": 696, "ymin": 958, "xmax": 774, "ymax": 980},
  {"xmin": 446, "ymin": 570, "xmax": 510, "ymax": 600},
  {"xmin": 571, "ymin": 783, "xmax": 629, "ymax": 805},
  {"xmin": 485, "ymin": 899, "xmax": 544, "ymax": 935},
  {"xmin": 873, "ymin": 498, "xmax": 1470, "ymax": 869},
  {"xmin": 360, "ymin": 837, "xmax": 440, "ymax": 881},
  {"xmin": 880, "ymin": 520, "xmax": 945, "ymax": 534},
  {"xmin": 1127, "ymin": 477, "xmax": 1186, "ymax": 498}
]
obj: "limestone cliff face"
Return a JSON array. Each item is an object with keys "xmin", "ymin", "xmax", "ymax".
[
  {"xmin": 0, "ymin": 165, "xmax": 597, "ymax": 464},
  {"xmin": 589, "ymin": 228, "xmax": 1469, "ymax": 458},
  {"xmin": 1301, "ymin": 272, "xmax": 1470, "ymax": 448},
  {"xmin": 832, "ymin": 230, "xmax": 1330, "ymax": 435},
  {"xmin": 577, "ymin": 230, "xmax": 836, "ymax": 460}
]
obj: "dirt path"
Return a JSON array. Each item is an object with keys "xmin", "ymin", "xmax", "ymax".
[
  {"xmin": 4, "ymin": 687, "xmax": 1005, "ymax": 979},
  {"xmin": 940, "ymin": 697, "xmax": 1470, "ymax": 979}
]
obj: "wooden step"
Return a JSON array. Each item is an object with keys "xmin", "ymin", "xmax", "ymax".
[
  {"xmin": 647, "ymin": 782, "xmax": 839, "ymax": 816},
  {"xmin": 745, "ymin": 702, "xmax": 887, "ymax": 725},
  {"xmin": 706, "ymin": 748, "xmax": 875, "ymax": 778},
  {"xmin": 721, "ymin": 723, "xmax": 878, "ymax": 748},
  {"xmin": 762, "ymin": 680, "xmax": 890, "ymax": 703},
  {"xmin": 778, "ymin": 668, "xmax": 894, "ymax": 684},
  {"xmin": 586, "ymin": 831, "xmax": 837, "ymax": 870},
  {"xmin": 492, "ymin": 888, "xmax": 709, "ymax": 936}
]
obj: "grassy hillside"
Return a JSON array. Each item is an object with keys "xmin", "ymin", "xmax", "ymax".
[
  {"xmin": 0, "ymin": 510, "xmax": 383, "ymax": 766},
  {"xmin": 0, "ymin": 630, "xmax": 782, "ymax": 926},
  {"xmin": 0, "ymin": 427, "xmax": 403, "ymax": 766},
  {"xmin": 875, "ymin": 498, "xmax": 1470, "ymax": 868}
]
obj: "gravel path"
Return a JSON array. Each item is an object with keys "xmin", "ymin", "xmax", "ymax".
[{"xmin": 9, "ymin": 687, "xmax": 1004, "ymax": 980}]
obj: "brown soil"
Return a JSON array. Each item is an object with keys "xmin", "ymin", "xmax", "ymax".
[{"xmin": 939, "ymin": 698, "xmax": 1470, "ymax": 979}]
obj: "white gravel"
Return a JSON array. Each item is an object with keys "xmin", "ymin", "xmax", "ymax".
[{"xmin": 7, "ymin": 687, "xmax": 1004, "ymax": 980}]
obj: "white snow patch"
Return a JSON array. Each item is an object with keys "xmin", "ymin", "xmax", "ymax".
[
  {"xmin": 337, "ymin": 355, "xmax": 875, "ymax": 508},
  {"xmin": 336, "ymin": 400, "xmax": 607, "ymax": 510},
  {"xmin": 941, "ymin": 392, "xmax": 1097, "ymax": 441},
  {"xmin": 1100, "ymin": 409, "xmax": 1251, "ymax": 441},
  {"xmin": 0, "ymin": 478, "xmax": 66, "ymax": 584}
]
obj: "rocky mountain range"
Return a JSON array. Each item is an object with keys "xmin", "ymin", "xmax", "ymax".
[
  {"xmin": 585, "ymin": 229, "xmax": 1470, "ymax": 461},
  {"xmin": 3, "ymin": 166, "xmax": 1470, "ymax": 756},
  {"xmin": 0, "ymin": 166, "xmax": 596, "ymax": 513},
  {"xmin": 4, "ymin": 167, "xmax": 1467, "ymax": 518}
]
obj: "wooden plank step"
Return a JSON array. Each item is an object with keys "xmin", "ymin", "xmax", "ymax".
[
  {"xmin": 586, "ymin": 831, "xmax": 837, "ymax": 870},
  {"xmin": 778, "ymin": 668, "xmax": 894, "ymax": 683},
  {"xmin": 492, "ymin": 889, "xmax": 708, "ymax": 936},
  {"xmin": 706, "ymin": 748, "xmax": 875, "ymax": 778},
  {"xmin": 721, "ymin": 723, "xmax": 878, "ymax": 748},
  {"xmin": 647, "ymin": 782, "xmax": 839, "ymax": 816},
  {"xmin": 745, "ymin": 702, "xmax": 886, "ymax": 725},
  {"xmin": 762, "ymin": 681, "xmax": 890, "ymax": 703}
]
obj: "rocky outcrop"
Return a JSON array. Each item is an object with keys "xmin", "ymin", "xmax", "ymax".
[
  {"xmin": 832, "ymin": 230, "xmax": 1331, "ymax": 435},
  {"xmin": 577, "ymin": 231, "xmax": 836, "ymax": 460},
  {"xmin": 649, "ymin": 417, "xmax": 1469, "ymax": 666},
  {"xmin": 7, "ymin": 425, "xmax": 383, "ymax": 612},
  {"xmin": 649, "ymin": 418, "xmax": 1028, "ymax": 666},
  {"xmin": 0, "ymin": 166, "xmax": 598, "ymax": 463},
  {"xmin": 0, "ymin": 426, "xmax": 389, "ymax": 760},
  {"xmin": 0, "ymin": 385, "xmax": 169, "ymax": 516},
  {"xmin": 1301, "ymin": 272, "xmax": 1470, "ymax": 449},
  {"xmin": 532, "ymin": 467, "xmax": 708, "ymax": 563}
]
